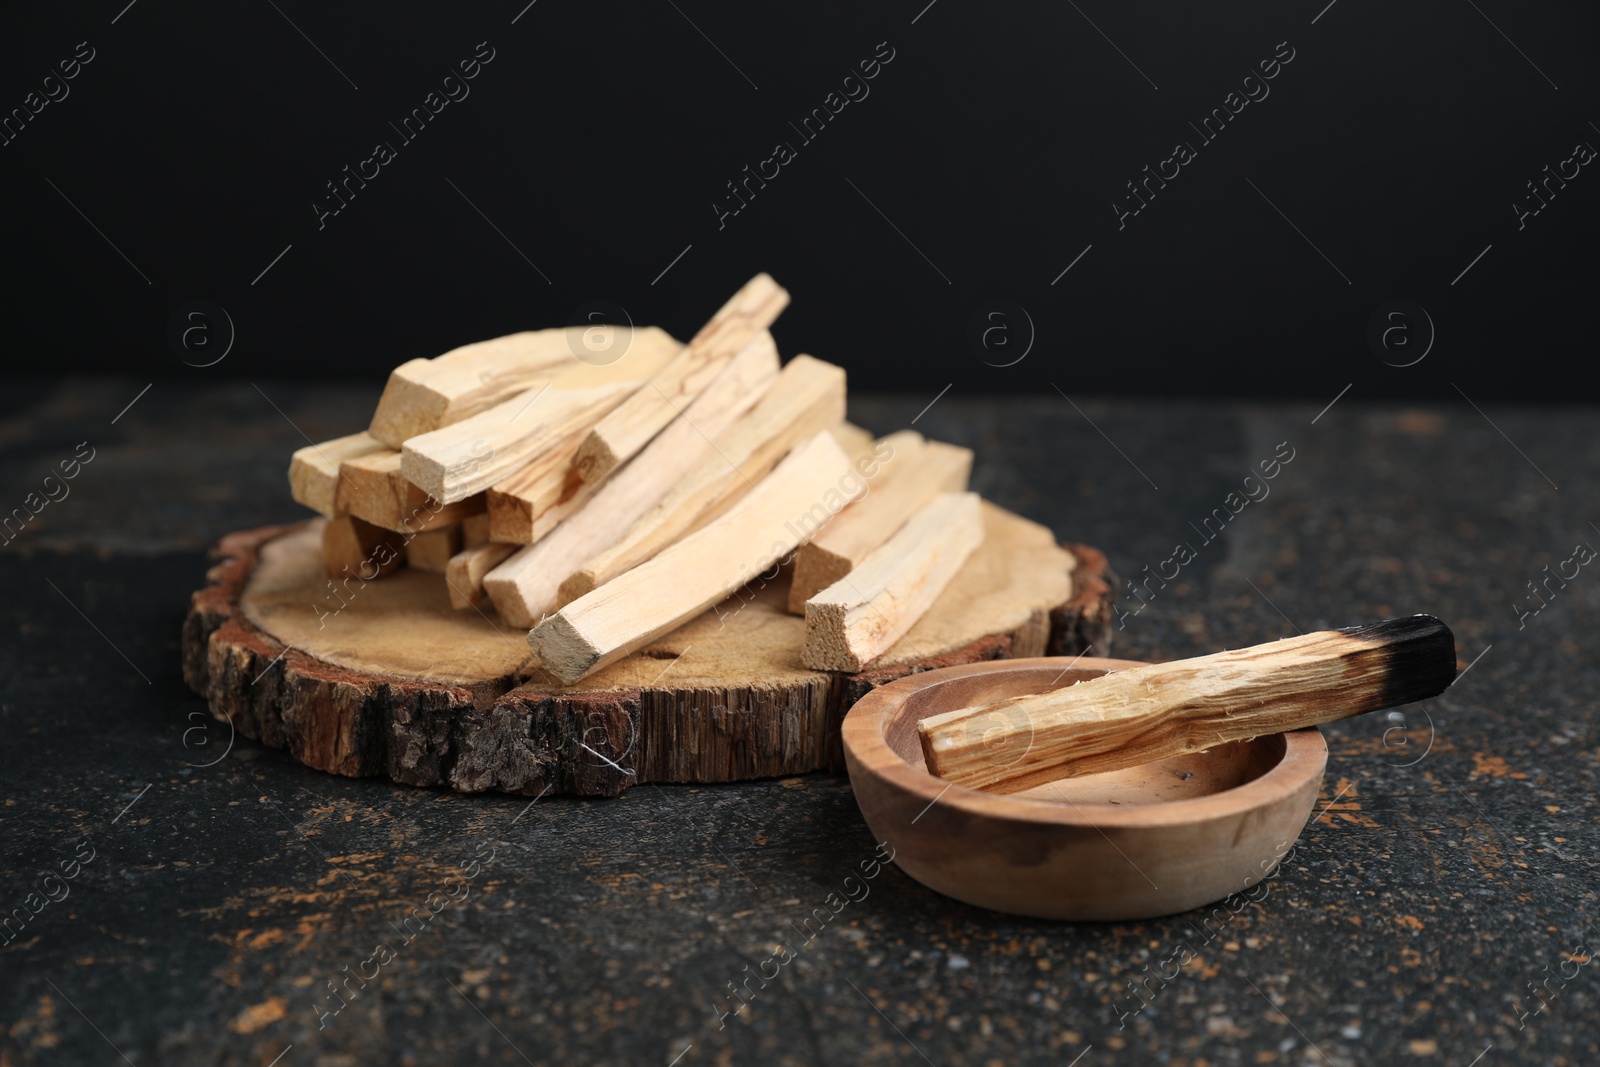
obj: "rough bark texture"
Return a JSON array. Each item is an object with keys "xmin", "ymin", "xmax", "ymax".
[
  {"xmin": 1049, "ymin": 542, "xmax": 1119, "ymax": 658},
  {"xmin": 182, "ymin": 523, "xmax": 1116, "ymax": 797}
]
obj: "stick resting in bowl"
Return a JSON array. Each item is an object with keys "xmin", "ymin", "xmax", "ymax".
[{"xmin": 918, "ymin": 616, "xmax": 1457, "ymax": 794}]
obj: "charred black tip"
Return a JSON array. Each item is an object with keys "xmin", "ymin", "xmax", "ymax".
[{"xmin": 1339, "ymin": 614, "xmax": 1458, "ymax": 708}]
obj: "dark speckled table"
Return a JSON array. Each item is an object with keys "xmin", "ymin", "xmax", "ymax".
[{"xmin": 2, "ymin": 379, "xmax": 1596, "ymax": 1067}]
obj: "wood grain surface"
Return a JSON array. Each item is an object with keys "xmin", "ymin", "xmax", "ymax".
[{"xmin": 183, "ymin": 502, "xmax": 1115, "ymax": 796}]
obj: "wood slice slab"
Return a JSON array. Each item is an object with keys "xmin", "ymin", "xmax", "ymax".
[{"xmin": 181, "ymin": 502, "xmax": 1116, "ymax": 797}]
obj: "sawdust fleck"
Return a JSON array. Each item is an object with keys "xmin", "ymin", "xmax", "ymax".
[
  {"xmin": 228, "ymin": 996, "xmax": 287, "ymax": 1034},
  {"xmin": 1315, "ymin": 778, "xmax": 1381, "ymax": 829},
  {"xmin": 7, "ymin": 991, "xmax": 60, "ymax": 1049},
  {"xmin": 1471, "ymin": 753, "xmax": 1525, "ymax": 779},
  {"xmin": 237, "ymin": 928, "xmax": 288, "ymax": 950}
]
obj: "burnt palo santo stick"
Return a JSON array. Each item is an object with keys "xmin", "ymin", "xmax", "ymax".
[{"xmin": 918, "ymin": 616, "xmax": 1457, "ymax": 794}]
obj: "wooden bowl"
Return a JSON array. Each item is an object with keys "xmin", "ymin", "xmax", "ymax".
[{"xmin": 841, "ymin": 657, "xmax": 1327, "ymax": 920}]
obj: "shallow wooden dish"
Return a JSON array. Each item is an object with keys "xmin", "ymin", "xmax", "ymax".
[{"xmin": 841, "ymin": 657, "xmax": 1327, "ymax": 920}]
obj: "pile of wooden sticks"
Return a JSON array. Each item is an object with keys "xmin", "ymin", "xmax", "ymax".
[{"xmin": 287, "ymin": 274, "xmax": 986, "ymax": 684}]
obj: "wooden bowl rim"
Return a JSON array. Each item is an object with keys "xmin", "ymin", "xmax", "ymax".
[{"xmin": 842, "ymin": 655, "xmax": 1327, "ymax": 829}]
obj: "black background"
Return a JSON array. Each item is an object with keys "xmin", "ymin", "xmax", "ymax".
[{"xmin": 2, "ymin": 0, "xmax": 1596, "ymax": 400}]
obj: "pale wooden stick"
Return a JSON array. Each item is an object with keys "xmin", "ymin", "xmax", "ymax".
[
  {"xmin": 321, "ymin": 514, "xmax": 406, "ymax": 580},
  {"xmin": 557, "ymin": 354, "xmax": 845, "ymax": 604},
  {"xmin": 367, "ymin": 329, "xmax": 577, "ymax": 448},
  {"xmin": 483, "ymin": 427, "xmax": 591, "ymax": 544},
  {"xmin": 786, "ymin": 428, "xmax": 927, "ymax": 610},
  {"xmin": 399, "ymin": 329, "xmax": 680, "ymax": 504},
  {"xmin": 401, "ymin": 384, "xmax": 622, "ymax": 505},
  {"xmin": 802, "ymin": 492, "xmax": 985, "ymax": 671},
  {"xmin": 404, "ymin": 525, "xmax": 461, "ymax": 573},
  {"xmin": 290, "ymin": 432, "xmax": 388, "ymax": 517},
  {"xmin": 335, "ymin": 449, "xmax": 484, "ymax": 534},
  {"xmin": 480, "ymin": 329, "xmax": 780, "ymax": 548},
  {"xmin": 918, "ymin": 616, "xmax": 1459, "ymax": 793},
  {"xmin": 446, "ymin": 542, "xmax": 518, "ymax": 610},
  {"xmin": 830, "ymin": 423, "xmax": 877, "ymax": 468},
  {"xmin": 529, "ymin": 431, "xmax": 856, "ymax": 684},
  {"xmin": 570, "ymin": 274, "xmax": 790, "ymax": 486},
  {"xmin": 460, "ymin": 513, "xmax": 490, "ymax": 548},
  {"xmin": 787, "ymin": 434, "xmax": 977, "ymax": 613},
  {"xmin": 483, "ymin": 334, "xmax": 781, "ymax": 627}
]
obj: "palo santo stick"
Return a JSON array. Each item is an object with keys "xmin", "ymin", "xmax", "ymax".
[
  {"xmin": 483, "ymin": 426, "xmax": 591, "ymax": 544},
  {"xmin": 802, "ymin": 491, "xmax": 985, "ymax": 671},
  {"xmin": 321, "ymin": 515, "xmax": 406, "ymax": 580},
  {"xmin": 461, "ymin": 513, "xmax": 490, "ymax": 548},
  {"xmin": 483, "ymin": 329, "xmax": 778, "ymax": 547},
  {"xmin": 919, "ymin": 615, "xmax": 1459, "ymax": 793},
  {"xmin": 558, "ymin": 354, "xmax": 846, "ymax": 604},
  {"xmin": 788, "ymin": 434, "xmax": 976, "ymax": 612},
  {"xmin": 290, "ymin": 432, "xmax": 389, "ymax": 517},
  {"xmin": 570, "ymin": 273, "xmax": 790, "ymax": 486},
  {"xmin": 483, "ymin": 334, "xmax": 781, "ymax": 627},
  {"xmin": 404, "ymin": 525, "xmax": 461, "ymax": 573},
  {"xmin": 786, "ymin": 429, "xmax": 927, "ymax": 610},
  {"xmin": 529, "ymin": 431, "xmax": 856, "ymax": 684},
  {"xmin": 446, "ymin": 542, "xmax": 518, "ymax": 610},
  {"xmin": 403, "ymin": 384, "xmax": 627, "ymax": 505},
  {"xmin": 336, "ymin": 449, "xmax": 484, "ymax": 534},
  {"xmin": 829, "ymin": 422, "xmax": 877, "ymax": 467},
  {"xmin": 368, "ymin": 329, "xmax": 577, "ymax": 448},
  {"xmin": 400, "ymin": 328, "xmax": 679, "ymax": 504}
]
